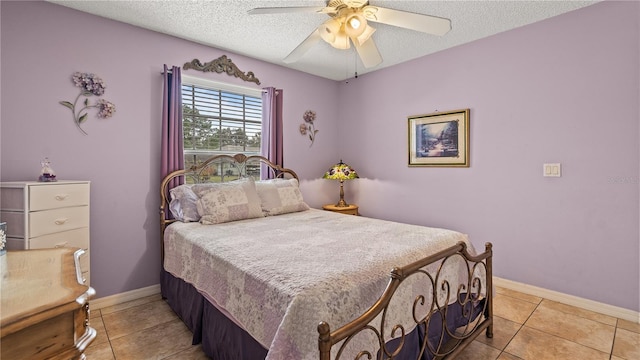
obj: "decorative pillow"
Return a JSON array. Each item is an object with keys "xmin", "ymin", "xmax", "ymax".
[
  {"xmin": 169, "ymin": 185, "xmax": 200, "ymax": 222},
  {"xmin": 193, "ymin": 178, "xmax": 263, "ymax": 225},
  {"xmin": 255, "ymin": 178, "xmax": 310, "ymax": 216}
]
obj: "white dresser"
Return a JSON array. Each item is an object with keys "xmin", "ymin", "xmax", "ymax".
[{"xmin": 0, "ymin": 181, "xmax": 90, "ymax": 285}]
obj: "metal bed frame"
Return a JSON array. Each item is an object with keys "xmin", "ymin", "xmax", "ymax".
[{"xmin": 159, "ymin": 153, "xmax": 493, "ymax": 360}]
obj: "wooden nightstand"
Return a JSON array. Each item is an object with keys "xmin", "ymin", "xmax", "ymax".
[
  {"xmin": 1, "ymin": 248, "xmax": 96, "ymax": 360},
  {"xmin": 322, "ymin": 204, "xmax": 359, "ymax": 216}
]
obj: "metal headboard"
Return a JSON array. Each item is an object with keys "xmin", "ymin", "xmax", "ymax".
[{"xmin": 159, "ymin": 154, "xmax": 298, "ymax": 258}]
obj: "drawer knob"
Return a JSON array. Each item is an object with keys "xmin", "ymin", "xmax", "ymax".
[
  {"xmin": 55, "ymin": 241, "xmax": 69, "ymax": 248},
  {"xmin": 54, "ymin": 218, "xmax": 68, "ymax": 225},
  {"xmin": 55, "ymin": 194, "xmax": 69, "ymax": 201}
]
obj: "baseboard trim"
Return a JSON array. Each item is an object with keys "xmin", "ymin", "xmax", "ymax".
[
  {"xmin": 90, "ymin": 284, "xmax": 161, "ymax": 310},
  {"xmin": 494, "ymin": 277, "xmax": 639, "ymax": 323}
]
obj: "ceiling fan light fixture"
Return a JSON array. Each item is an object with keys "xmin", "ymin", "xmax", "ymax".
[
  {"xmin": 319, "ymin": 18, "xmax": 341, "ymax": 44},
  {"xmin": 330, "ymin": 31, "xmax": 351, "ymax": 50},
  {"xmin": 252, "ymin": 0, "xmax": 451, "ymax": 70},
  {"xmin": 348, "ymin": 16, "xmax": 361, "ymax": 29},
  {"xmin": 344, "ymin": 12, "xmax": 367, "ymax": 37},
  {"xmin": 354, "ymin": 24, "xmax": 375, "ymax": 46},
  {"xmin": 319, "ymin": 18, "xmax": 350, "ymax": 49}
]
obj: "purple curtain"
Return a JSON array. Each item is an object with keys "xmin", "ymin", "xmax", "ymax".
[
  {"xmin": 161, "ymin": 65, "xmax": 184, "ymax": 205},
  {"xmin": 261, "ymin": 87, "xmax": 283, "ymax": 179}
]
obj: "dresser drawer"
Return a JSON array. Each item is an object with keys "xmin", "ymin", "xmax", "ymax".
[
  {"xmin": 30, "ymin": 229, "xmax": 90, "ymax": 276},
  {"xmin": 1, "ymin": 181, "xmax": 91, "ymax": 286},
  {"xmin": 30, "ymin": 232, "xmax": 91, "ymax": 285},
  {"xmin": 30, "ymin": 228, "xmax": 89, "ymax": 249},
  {"xmin": 1, "ymin": 310, "xmax": 75, "ymax": 359},
  {"xmin": 29, "ymin": 183, "xmax": 90, "ymax": 211},
  {"xmin": 29, "ymin": 207, "xmax": 89, "ymax": 238}
]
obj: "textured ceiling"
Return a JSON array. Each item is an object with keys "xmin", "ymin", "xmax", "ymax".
[{"xmin": 49, "ymin": 0, "xmax": 599, "ymax": 81}]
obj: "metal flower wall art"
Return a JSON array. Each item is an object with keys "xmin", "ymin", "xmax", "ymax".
[
  {"xmin": 60, "ymin": 72, "xmax": 116, "ymax": 135},
  {"xmin": 299, "ymin": 110, "xmax": 319, "ymax": 147}
]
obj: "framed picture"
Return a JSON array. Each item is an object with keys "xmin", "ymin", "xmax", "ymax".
[{"xmin": 408, "ymin": 109, "xmax": 469, "ymax": 167}]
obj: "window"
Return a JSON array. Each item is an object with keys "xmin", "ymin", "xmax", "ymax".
[{"xmin": 181, "ymin": 76, "xmax": 262, "ymax": 173}]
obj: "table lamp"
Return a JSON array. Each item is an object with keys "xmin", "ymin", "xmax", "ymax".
[{"xmin": 323, "ymin": 160, "xmax": 359, "ymax": 207}]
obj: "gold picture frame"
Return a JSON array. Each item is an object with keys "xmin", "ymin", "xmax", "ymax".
[{"xmin": 408, "ymin": 109, "xmax": 469, "ymax": 167}]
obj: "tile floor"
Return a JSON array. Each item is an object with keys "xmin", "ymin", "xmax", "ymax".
[{"xmin": 84, "ymin": 286, "xmax": 639, "ymax": 360}]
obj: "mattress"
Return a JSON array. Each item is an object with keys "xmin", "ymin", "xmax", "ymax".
[{"xmin": 163, "ymin": 209, "xmax": 478, "ymax": 360}]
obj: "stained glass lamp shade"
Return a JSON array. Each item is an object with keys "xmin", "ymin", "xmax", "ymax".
[{"xmin": 323, "ymin": 160, "xmax": 359, "ymax": 207}]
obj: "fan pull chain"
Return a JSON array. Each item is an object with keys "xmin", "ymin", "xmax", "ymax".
[
  {"xmin": 345, "ymin": 46, "xmax": 349, "ymax": 83},
  {"xmin": 345, "ymin": 46, "xmax": 358, "ymax": 83},
  {"xmin": 354, "ymin": 50, "xmax": 358, "ymax": 78}
]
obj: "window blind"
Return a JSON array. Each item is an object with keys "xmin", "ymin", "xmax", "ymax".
[{"xmin": 181, "ymin": 80, "xmax": 262, "ymax": 168}]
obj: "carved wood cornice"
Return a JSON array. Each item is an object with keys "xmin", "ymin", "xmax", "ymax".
[{"xmin": 183, "ymin": 55, "xmax": 261, "ymax": 85}]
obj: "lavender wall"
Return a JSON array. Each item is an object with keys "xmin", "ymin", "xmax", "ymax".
[
  {"xmin": 337, "ymin": 1, "xmax": 639, "ymax": 311},
  {"xmin": 0, "ymin": 1, "xmax": 340, "ymax": 297},
  {"xmin": 1, "ymin": 1, "xmax": 637, "ymax": 312}
]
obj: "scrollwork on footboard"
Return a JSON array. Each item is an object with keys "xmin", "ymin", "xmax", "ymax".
[{"xmin": 319, "ymin": 242, "xmax": 493, "ymax": 360}]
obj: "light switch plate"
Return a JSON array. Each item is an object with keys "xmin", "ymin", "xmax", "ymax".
[{"xmin": 543, "ymin": 163, "xmax": 561, "ymax": 177}]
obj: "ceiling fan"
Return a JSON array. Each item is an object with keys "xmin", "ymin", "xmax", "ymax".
[{"xmin": 248, "ymin": 0, "xmax": 451, "ymax": 68}]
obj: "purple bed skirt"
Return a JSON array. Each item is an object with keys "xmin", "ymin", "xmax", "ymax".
[
  {"xmin": 160, "ymin": 269, "xmax": 484, "ymax": 360},
  {"xmin": 161, "ymin": 269, "xmax": 268, "ymax": 359}
]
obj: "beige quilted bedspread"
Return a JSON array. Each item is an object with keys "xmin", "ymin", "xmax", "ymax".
[{"xmin": 164, "ymin": 209, "xmax": 477, "ymax": 360}]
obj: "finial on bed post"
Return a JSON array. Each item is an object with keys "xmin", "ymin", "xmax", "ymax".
[
  {"xmin": 318, "ymin": 321, "xmax": 331, "ymax": 360},
  {"xmin": 390, "ymin": 267, "xmax": 403, "ymax": 280}
]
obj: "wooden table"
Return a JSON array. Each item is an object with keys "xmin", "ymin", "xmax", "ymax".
[
  {"xmin": 1, "ymin": 248, "xmax": 96, "ymax": 360},
  {"xmin": 322, "ymin": 204, "xmax": 359, "ymax": 215}
]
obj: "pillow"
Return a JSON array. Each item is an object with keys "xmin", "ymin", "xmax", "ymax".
[
  {"xmin": 255, "ymin": 178, "xmax": 310, "ymax": 216},
  {"xmin": 169, "ymin": 185, "xmax": 200, "ymax": 222},
  {"xmin": 193, "ymin": 178, "xmax": 263, "ymax": 225}
]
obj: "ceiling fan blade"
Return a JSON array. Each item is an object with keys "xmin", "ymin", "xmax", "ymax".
[
  {"xmin": 363, "ymin": 6, "xmax": 451, "ymax": 36},
  {"xmin": 248, "ymin": 6, "xmax": 335, "ymax": 15},
  {"xmin": 352, "ymin": 37, "xmax": 382, "ymax": 68},
  {"xmin": 283, "ymin": 29, "xmax": 323, "ymax": 64}
]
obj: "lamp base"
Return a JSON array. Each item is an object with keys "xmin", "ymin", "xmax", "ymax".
[
  {"xmin": 335, "ymin": 180, "xmax": 349, "ymax": 207},
  {"xmin": 335, "ymin": 199, "xmax": 350, "ymax": 207}
]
